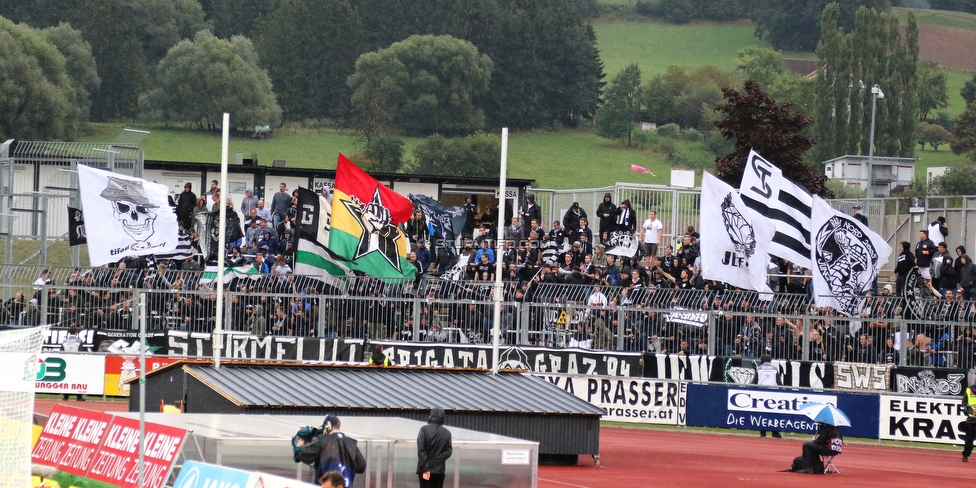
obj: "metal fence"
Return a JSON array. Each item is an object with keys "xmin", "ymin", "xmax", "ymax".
[
  {"xmin": 532, "ymin": 185, "xmax": 976, "ymax": 274},
  {"xmin": 6, "ymin": 265, "xmax": 976, "ymax": 368}
]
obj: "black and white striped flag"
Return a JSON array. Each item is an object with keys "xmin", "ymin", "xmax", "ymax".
[
  {"xmin": 738, "ymin": 150, "xmax": 813, "ymax": 268},
  {"xmin": 155, "ymin": 230, "xmax": 195, "ymax": 261}
]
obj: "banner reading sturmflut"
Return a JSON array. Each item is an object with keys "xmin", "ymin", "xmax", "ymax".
[
  {"xmin": 700, "ymin": 172, "xmax": 775, "ymax": 293},
  {"xmin": 77, "ymin": 165, "xmax": 179, "ymax": 265},
  {"xmin": 810, "ymin": 195, "xmax": 891, "ymax": 316}
]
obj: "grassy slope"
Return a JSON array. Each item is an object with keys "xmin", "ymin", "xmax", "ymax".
[
  {"xmin": 593, "ymin": 19, "xmax": 766, "ymax": 77},
  {"xmin": 78, "ymin": 10, "xmax": 972, "ymax": 190}
]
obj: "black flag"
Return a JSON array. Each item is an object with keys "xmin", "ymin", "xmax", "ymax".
[{"xmin": 67, "ymin": 206, "xmax": 87, "ymax": 246}]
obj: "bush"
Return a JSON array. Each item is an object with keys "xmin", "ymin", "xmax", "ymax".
[
  {"xmin": 635, "ymin": 0, "xmax": 663, "ymax": 16},
  {"xmin": 657, "ymin": 123, "xmax": 681, "ymax": 138},
  {"xmin": 412, "ymin": 132, "xmax": 500, "ymax": 177},
  {"xmin": 364, "ymin": 136, "xmax": 406, "ymax": 172},
  {"xmin": 705, "ymin": 131, "xmax": 733, "ymax": 155},
  {"xmin": 681, "ymin": 128, "xmax": 702, "ymax": 142},
  {"xmin": 632, "ymin": 130, "xmax": 655, "ymax": 149},
  {"xmin": 661, "ymin": 0, "xmax": 692, "ymax": 23}
]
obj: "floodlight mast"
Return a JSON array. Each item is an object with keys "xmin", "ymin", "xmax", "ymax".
[{"xmin": 867, "ymin": 84, "xmax": 884, "ymax": 197}]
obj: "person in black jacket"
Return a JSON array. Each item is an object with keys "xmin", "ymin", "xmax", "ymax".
[
  {"xmin": 596, "ymin": 193, "xmax": 616, "ymax": 244},
  {"xmin": 895, "ymin": 241, "xmax": 915, "ymax": 295},
  {"xmin": 417, "ymin": 407, "xmax": 453, "ymax": 488},
  {"xmin": 960, "ymin": 254, "xmax": 976, "ymax": 301},
  {"xmin": 613, "ymin": 199, "xmax": 637, "ymax": 235},
  {"xmin": 295, "ymin": 415, "xmax": 367, "ymax": 486},
  {"xmin": 800, "ymin": 422, "xmax": 843, "ymax": 473}
]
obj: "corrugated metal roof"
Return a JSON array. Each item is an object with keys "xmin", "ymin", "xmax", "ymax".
[{"xmin": 182, "ymin": 364, "xmax": 602, "ymax": 416}]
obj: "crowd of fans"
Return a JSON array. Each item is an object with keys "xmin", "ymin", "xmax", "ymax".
[{"xmin": 5, "ymin": 188, "xmax": 976, "ymax": 368}]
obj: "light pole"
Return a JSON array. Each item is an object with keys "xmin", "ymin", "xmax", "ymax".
[{"xmin": 867, "ymin": 84, "xmax": 884, "ymax": 197}]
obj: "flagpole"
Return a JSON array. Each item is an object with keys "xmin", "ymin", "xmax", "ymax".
[
  {"xmin": 491, "ymin": 128, "xmax": 508, "ymax": 375},
  {"xmin": 214, "ymin": 112, "xmax": 230, "ymax": 369}
]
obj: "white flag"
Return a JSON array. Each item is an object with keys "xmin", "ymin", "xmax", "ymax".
[
  {"xmin": 77, "ymin": 165, "xmax": 180, "ymax": 266},
  {"xmin": 810, "ymin": 196, "xmax": 892, "ymax": 316},
  {"xmin": 739, "ymin": 149, "xmax": 813, "ymax": 267},
  {"xmin": 700, "ymin": 172, "xmax": 775, "ymax": 293}
]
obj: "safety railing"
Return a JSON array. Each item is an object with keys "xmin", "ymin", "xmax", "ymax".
[{"xmin": 5, "ymin": 265, "xmax": 976, "ymax": 367}]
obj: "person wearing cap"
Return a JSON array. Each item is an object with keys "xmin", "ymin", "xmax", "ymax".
[
  {"xmin": 520, "ymin": 194, "xmax": 541, "ymax": 236},
  {"xmin": 176, "ymin": 182, "xmax": 197, "ymax": 229},
  {"xmin": 240, "ymin": 188, "xmax": 258, "ymax": 218},
  {"xmin": 852, "ymin": 204, "xmax": 868, "ymax": 227},
  {"xmin": 562, "ymin": 202, "xmax": 587, "ymax": 243},
  {"xmin": 416, "ymin": 407, "xmax": 453, "ymax": 488},
  {"xmin": 295, "ymin": 414, "xmax": 366, "ymax": 486}
]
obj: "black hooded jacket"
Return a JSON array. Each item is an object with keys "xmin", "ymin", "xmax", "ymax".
[
  {"xmin": 417, "ymin": 408, "xmax": 453, "ymax": 475},
  {"xmin": 596, "ymin": 193, "xmax": 616, "ymax": 235}
]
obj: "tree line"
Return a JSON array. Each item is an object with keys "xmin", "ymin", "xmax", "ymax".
[
  {"xmin": 593, "ymin": 3, "xmax": 976, "ymax": 196},
  {"xmin": 0, "ymin": 0, "xmax": 604, "ymax": 145}
]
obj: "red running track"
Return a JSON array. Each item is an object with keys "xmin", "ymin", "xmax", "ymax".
[
  {"xmin": 539, "ymin": 427, "xmax": 973, "ymax": 488},
  {"xmin": 34, "ymin": 401, "xmax": 973, "ymax": 487}
]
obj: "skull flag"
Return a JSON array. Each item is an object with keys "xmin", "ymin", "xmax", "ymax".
[
  {"xmin": 77, "ymin": 164, "xmax": 180, "ymax": 266},
  {"xmin": 810, "ymin": 195, "xmax": 891, "ymax": 316}
]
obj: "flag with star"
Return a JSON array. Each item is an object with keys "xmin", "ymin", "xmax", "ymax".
[{"xmin": 329, "ymin": 154, "xmax": 416, "ymax": 279}]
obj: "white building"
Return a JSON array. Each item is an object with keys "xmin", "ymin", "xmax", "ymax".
[{"xmin": 822, "ymin": 155, "xmax": 919, "ymax": 197}]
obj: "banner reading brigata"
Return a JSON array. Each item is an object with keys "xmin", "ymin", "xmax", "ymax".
[
  {"xmin": 375, "ymin": 341, "xmax": 643, "ymax": 376},
  {"xmin": 31, "ymin": 405, "xmax": 113, "ymax": 476},
  {"xmin": 87, "ymin": 415, "xmax": 187, "ymax": 488},
  {"xmin": 541, "ymin": 375, "xmax": 686, "ymax": 425}
]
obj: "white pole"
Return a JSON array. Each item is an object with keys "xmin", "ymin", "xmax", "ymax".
[
  {"xmin": 214, "ymin": 113, "xmax": 230, "ymax": 368},
  {"xmin": 491, "ymin": 128, "xmax": 509, "ymax": 375},
  {"xmin": 138, "ymin": 292, "xmax": 146, "ymax": 488},
  {"xmin": 868, "ymin": 86, "xmax": 879, "ymax": 198}
]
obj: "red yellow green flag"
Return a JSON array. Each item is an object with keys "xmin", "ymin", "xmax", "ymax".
[{"xmin": 329, "ymin": 154, "xmax": 416, "ymax": 279}]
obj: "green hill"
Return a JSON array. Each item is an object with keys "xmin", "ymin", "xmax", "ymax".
[{"xmin": 81, "ymin": 11, "xmax": 974, "ymax": 189}]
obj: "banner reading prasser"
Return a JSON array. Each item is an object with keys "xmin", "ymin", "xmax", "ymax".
[{"xmin": 540, "ymin": 375, "xmax": 686, "ymax": 425}]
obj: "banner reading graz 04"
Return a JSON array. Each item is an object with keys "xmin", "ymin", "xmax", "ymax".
[
  {"xmin": 539, "ymin": 374, "xmax": 687, "ymax": 425},
  {"xmin": 374, "ymin": 342, "xmax": 643, "ymax": 376},
  {"xmin": 167, "ymin": 331, "xmax": 364, "ymax": 362}
]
